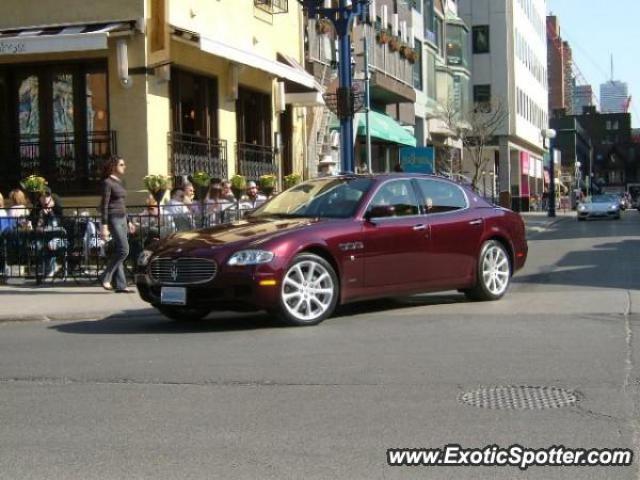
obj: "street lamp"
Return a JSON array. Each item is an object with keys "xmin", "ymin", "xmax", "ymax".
[
  {"xmin": 542, "ymin": 128, "xmax": 557, "ymax": 217},
  {"xmin": 481, "ymin": 170, "xmax": 487, "ymax": 199},
  {"xmin": 298, "ymin": 0, "xmax": 371, "ymax": 173}
]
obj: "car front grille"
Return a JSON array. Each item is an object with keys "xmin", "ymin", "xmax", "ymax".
[{"xmin": 149, "ymin": 257, "xmax": 217, "ymax": 285}]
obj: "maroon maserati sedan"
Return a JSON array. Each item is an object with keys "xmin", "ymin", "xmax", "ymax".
[{"xmin": 136, "ymin": 174, "xmax": 527, "ymax": 326}]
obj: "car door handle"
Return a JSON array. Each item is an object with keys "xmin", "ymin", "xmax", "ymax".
[
  {"xmin": 412, "ymin": 224, "xmax": 427, "ymax": 231},
  {"xmin": 468, "ymin": 219, "xmax": 484, "ymax": 226}
]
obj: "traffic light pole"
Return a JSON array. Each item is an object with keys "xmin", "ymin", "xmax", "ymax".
[{"xmin": 299, "ymin": 0, "xmax": 369, "ymax": 173}]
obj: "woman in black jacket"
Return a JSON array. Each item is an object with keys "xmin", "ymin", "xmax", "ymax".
[{"xmin": 99, "ymin": 156, "xmax": 135, "ymax": 293}]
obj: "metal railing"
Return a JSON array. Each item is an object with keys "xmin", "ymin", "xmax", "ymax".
[
  {"xmin": 168, "ymin": 132, "xmax": 228, "ymax": 181},
  {"xmin": 236, "ymin": 143, "xmax": 276, "ymax": 181},
  {"xmin": 367, "ymin": 28, "xmax": 413, "ymax": 86},
  {"xmin": 0, "ymin": 203, "xmax": 259, "ymax": 284},
  {"xmin": 17, "ymin": 131, "xmax": 116, "ymax": 193}
]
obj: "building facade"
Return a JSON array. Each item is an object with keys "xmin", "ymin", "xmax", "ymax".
[
  {"xmin": 573, "ymin": 84, "xmax": 595, "ymax": 115},
  {"xmin": 459, "ymin": 0, "xmax": 549, "ymax": 210},
  {"xmin": 546, "ymin": 16, "xmax": 573, "ymax": 115},
  {"xmin": 0, "ymin": 0, "xmax": 319, "ymax": 203},
  {"xmin": 600, "ymin": 80, "xmax": 629, "ymax": 114}
]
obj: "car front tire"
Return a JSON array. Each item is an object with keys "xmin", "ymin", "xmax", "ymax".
[
  {"xmin": 465, "ymin": 240, "xmax": 512, "ymax": 302},
  {"xmin": 277, "ymin": 253, "xmax": 339, "ymax": 326},
  {"xmin": 156, "ymin": 305, "xmax": 211, "ymax": 322}
]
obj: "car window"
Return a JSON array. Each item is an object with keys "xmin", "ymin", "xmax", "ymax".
[
  {"xmin": 416, "ymin": 179, "xmax": 467, "ymax": 214},
  {"xmin": 367, "ymin": 180, "xmax": 420, "ymax": 217}
]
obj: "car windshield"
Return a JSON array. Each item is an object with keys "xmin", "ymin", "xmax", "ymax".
[
  {"xmin": 249, "ymin": 177, "xmax": 374, "ymax": 219},
  {"xmin": 586, "ymin": 195, "xmax": 615, "ymax": 204}
]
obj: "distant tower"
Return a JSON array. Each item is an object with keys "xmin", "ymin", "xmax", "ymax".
[{"xmin": 600, "ymin": 55, "xmax": 628, "ymax": 113}]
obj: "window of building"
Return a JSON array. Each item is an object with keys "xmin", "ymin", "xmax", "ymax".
[
  {"xmin": 472, "ymin": 25, "xmax": 490, "ymax": 54},
  {"xmin": 434, "ymin": 16, "xmax": 444, "ymax": 57},
  {"xmin": 446, "ymin": 23, "xmax": 469, "ymax": 69},
  {"xmin": 171, "ymin": 68, "xmax": 218, "ymax": 138},
  {"xmin": 236, "ymin": 87, "xmax": 271, "ymax": 147},
  {"xmin": 413, "ymin": 39, "xmax": 423, "ymax": 91},
  {"xmin": 473, "ymin": 84, "xmax": 491, "ymax": 111},
  {"xmin": 426, "ymin": 51, "xmax": 437, "ymax": 101},
  {"xmin": 424, "ymin": 0, "xmax": 435, "ymax": 41},
  {"xmin": 0, "ymin": 62, "xmax": 111, "ymax": 195}
]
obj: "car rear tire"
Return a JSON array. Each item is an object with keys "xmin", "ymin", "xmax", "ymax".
[
  {"xmin": 277, "ymin": 253, "xmax": 339, "ymax": 326},
  {"xmin": 465, "ymin": 240, "xmax": 512, "ymax": 302},
  {"xmin": 156, "ymin": 305, "xmax": 211, "ymax": 322}
]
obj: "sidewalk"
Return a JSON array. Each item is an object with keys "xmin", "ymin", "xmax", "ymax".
[
  {"xmin": 0, "ymin": 283, "xmax": 152, "ymax": 322},
  {"xmin": 520, "ymin": 210, "xmax": 573, "ymax": 234}
]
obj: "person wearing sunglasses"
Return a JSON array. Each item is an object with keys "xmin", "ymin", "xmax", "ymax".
[{"xmin": 99, "ymin": 156, "xmax": 135, "ymax": 293}]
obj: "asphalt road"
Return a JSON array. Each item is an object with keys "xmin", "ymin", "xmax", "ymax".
[{"xmin": 1, "ymin": 211, "xmax": 639, "ymax": 479}]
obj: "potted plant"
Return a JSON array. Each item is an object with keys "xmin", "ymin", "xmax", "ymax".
[
  {"xmin": 316, "ymin": 18, "xmax": 333, "ymax": 35},
  {"xmin": 376, "ymin": 29, "xmax": 390, "ymax": 45},
  {"xmin": 283, "ymin": 173, "xmax": 302, "ymax": 190},
  {"xmin": 389, "ymin": 36, "xmax": 400, "ymax": 52},
  {"xmin": 405, "ymin": 48, "xmax": 417, "ymax": 64},
  {"xmin": 259, "ymin": 174, "xmax": 277, "ymax": 198},
  {"xmin": 20, "ymin": 175, "xmax": 48, "ymax": 207},
  {"xmin": 191, "ymin": 171, "xmax": 212, "ymax": 227},
  {"xmin": 230, "ymin": 174, "xmax": 247, "ymax": 202},
  {"xmin": 191, "ymin": 171, "xmax": 211, "ymax": 200},
  {"xmin": 143, "ymin": 174, "xmax": 171, "ymax": 206}
]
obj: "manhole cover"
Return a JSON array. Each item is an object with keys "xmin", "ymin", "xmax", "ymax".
[{"xmin": 458, "ymin": 385, "xmax": 580, "ymax": 410}]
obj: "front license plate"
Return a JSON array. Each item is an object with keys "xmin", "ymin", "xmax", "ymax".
[{"xmin": 161, "ymin": 287, "xmax": 187, "ymax": 305}]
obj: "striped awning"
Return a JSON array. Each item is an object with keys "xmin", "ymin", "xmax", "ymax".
[{"xmin": 0, "ymin": 22, "xmax": 134, "ymax": 55}]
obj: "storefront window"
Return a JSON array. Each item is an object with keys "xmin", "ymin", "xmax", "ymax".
[
  {"xmin": 446, "ymin": 23, "xmax": 469, "ymax": 69},
  {"xmin": 18, "ymin": 75, "xmax": 39, "ymax": 138},
  {"xmin": 0, "ymin": 62, "xmax": 111, "ymax": 194},
  {"xmin": 86, "ymin": 71, "xmax": 109, "ymax": 133},
  {"xmin": 53, "ymin": 73, "xmax": 74, "ymax": 137}
]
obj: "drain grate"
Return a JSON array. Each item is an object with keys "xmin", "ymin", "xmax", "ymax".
[{"xmin": 458, "ymin": 385, "xmax": 580, "ymax": 410}]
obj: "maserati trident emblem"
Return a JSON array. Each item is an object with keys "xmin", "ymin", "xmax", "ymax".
[{"xmin": 170, "ymin": 261, "xmax": 179, "ymax": 282}]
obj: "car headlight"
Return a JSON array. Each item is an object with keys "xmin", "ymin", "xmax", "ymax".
[
  {"xmin": 578, "ymin": 205, "xmax": 587, "ymax": 211},
  {"xmin": 609, "ymin": 205, "xmax": 618, "ymax": 210},
  {"xmin": 227, "ymin": 250, "xmax": 274, "ymax": 266},
  {"xmin": 137, "ymin": 250, "xmax": 154, "ymax": 267}
]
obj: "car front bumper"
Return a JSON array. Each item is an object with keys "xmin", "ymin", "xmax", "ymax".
[{"xmin": 135, "ymin": 267, "xmax": 282, "ymax": 312}]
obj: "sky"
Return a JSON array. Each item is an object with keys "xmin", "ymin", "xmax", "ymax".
[{"xmin": 547, "ymin": 0, "xmax": 640, "ymax": 126}]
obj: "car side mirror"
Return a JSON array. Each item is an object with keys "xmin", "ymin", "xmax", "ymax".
[{"xmin": 365, "ymin": 205, "xmax": 395, "ymax": 222}]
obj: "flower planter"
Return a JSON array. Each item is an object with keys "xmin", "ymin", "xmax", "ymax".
[
  {"xmin": 376, "ymin": 30, "xmax": 390, "ymax": 45},
  {"xmin": 389, "ymin": 37, "xmax": 400, "ymax": 52}
]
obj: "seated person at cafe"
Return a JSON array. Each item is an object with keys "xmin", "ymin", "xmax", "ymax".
[
  {"xmin": 241, "ymin": 181, "xmax": 267, "ymax": 209},
  {"xmin": 33, "ymin": 190, "xmax": 65, "ymax": 278},
  {"xmin": 221, "ymin": 180, "xmax": 236, "ymax": 202},
  {"xmin": 7, "ymin": 189, "xmax": 30, "ymax": 218},
  {"xmin": 163, "ymin": 187, "xmax": 190, "ymax": 216}
]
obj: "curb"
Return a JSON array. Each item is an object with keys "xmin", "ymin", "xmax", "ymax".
[{"xmin": 0, "ymin": 309, "xmax": 157, "ymax": 324}]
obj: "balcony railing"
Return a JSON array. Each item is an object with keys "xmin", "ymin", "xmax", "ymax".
[
  {"xmin": 362, "ymin": 28, "xmax": 413, "ymax": 86},
  {"xmin": 17, "ymin": 131, "xmax": 116, "ymax": 194},
  {"xmin": 236, "ymin": 143, "xmax": 276, "ymax": 182},
  {"xmin": 306, "ymin": 19, "xmax": 335, "ymax": 66},
  {"xmin": 168, "ymin": 132, "xmax": 228, "ymax": 180}
]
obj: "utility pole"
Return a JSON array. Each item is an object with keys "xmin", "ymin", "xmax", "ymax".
[
  {"xmin": 298, "ymin": 1, "xmax": 370, "ymax": 174},
  {"xmin": 363, "ymin": 22, "xmax": 372, "ymax": 173}
]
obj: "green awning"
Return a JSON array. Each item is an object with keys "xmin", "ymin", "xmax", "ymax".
[{"xmin": 330, "ymin": 111, "xmax": 417, "ymax": 147}]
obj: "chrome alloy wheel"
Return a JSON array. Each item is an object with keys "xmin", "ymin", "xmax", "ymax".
[
  {"xmin": 481, "ymin": 245, "xmax": 510, "ymax": 296},
  {"xmin": 282, "ymin": 260, "xmax": 335, "ymax": 322}
]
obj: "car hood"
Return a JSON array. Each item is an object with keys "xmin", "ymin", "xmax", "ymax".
[
  {"xmin": 582, "ymin": 202, "xmax": 616, "ymax": 212},
  {"xmin": 154, "ymin": 216, "xmax": 326, "ymax": 255}
]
